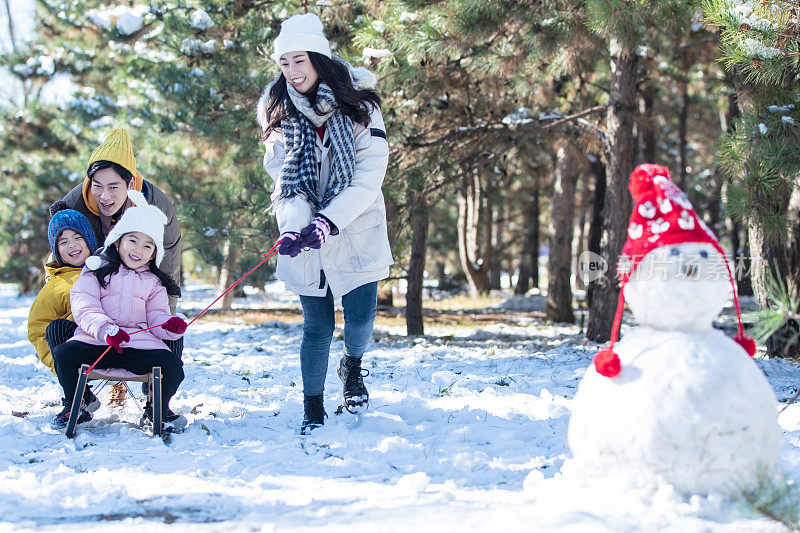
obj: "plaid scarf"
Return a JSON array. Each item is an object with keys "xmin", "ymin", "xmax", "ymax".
[{"xmin": 273, "ymin": 81, "xmax": 355, "ymax": 212}]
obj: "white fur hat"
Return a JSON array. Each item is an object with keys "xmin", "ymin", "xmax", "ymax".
[
  {"xmin": 272, "ymin": 13, "xmax": 331, "ymax": 65},
  {"xmin": 85, "ymin": 189, "xmax": 168, "ymax": 270}
]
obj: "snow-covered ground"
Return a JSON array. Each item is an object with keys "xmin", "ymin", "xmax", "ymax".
[{"xmin": 2, "ymin": 282, "xmax": 800, "ymax": 531}]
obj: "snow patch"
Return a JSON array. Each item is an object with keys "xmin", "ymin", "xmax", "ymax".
[
  {"xmin": 181, "ymin": 38, "xmax": 217, "ymax": 56},
  {"xmin": 116, "ymin": 12, "xmax": 143, "ymax": 36},
  {"xmin": 743, "ymin": 37, "xmax": 784, "ymax": 59},
  {"xmin": 362, "ymin": 47, "xmax": 392, "ymax": 59},
  {"xmin": 189, "ymin": 10, "xmax": 215, "ymax": 31},
  {"xmin": 88, "ymin": 5, "xmax": 147, "ymax": 35}
]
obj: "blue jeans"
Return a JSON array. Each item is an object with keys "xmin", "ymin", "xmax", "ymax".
[{"xmin": 299, "ymin": 281, "xmax": 378, "ymax": 396}]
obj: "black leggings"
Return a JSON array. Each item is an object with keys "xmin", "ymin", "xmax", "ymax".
[
  {"xmin": 53, "ymin": 341, "xmax": 184, "ymax": 412},
  {"xmin": 45, "ymin": 319, "xmax": 184, "ymax": 360}
]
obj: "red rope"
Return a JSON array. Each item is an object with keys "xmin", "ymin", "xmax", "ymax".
[
  {"xmin": 607, "ymin": 288, "xmax": 626, "ymax": 350},
  {"xmin": 187, "ymin": 243, "xmax": 280, "ymax": 326},
  {"xmin": 85, "ymin": 323, "xmax": 166, "ymax": 374},
  {"xmin": 84, "ymin": 241, "xmax": 281, "ymax": 375}
]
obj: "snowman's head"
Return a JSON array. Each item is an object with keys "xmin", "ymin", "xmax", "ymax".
[
  {"xmin": 591, "ymin": 164, "xmax": 755, "ymax": 379},
  {"xmin": 623, "ymin": 242, "xmax": 730, "ymax": 331}
]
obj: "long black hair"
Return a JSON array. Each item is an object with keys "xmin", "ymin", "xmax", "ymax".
[
  {"xmin": 87, "ymin": 160, "xmax": 134, "ymax": 184},
  {"xmin": 93, "ymin": 241, "xmax": 181, "ymax": 297},
  {"xmin": 262, "ymin": 53, "xmax": 381, "ymax": 139}
]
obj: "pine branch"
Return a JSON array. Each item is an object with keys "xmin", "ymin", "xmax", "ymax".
[{"xmin": 404, "ymin": 105, "xmax": 606, "ymax": 148}]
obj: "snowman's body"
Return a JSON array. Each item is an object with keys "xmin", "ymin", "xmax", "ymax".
[{"xmin": 568, "ymin": 243, "xmax": 781, "ymax": 494}]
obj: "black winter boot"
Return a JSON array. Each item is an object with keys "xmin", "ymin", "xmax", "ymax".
[
  {"xmin": 50, "ymin": 397, "xmax": 92, "ymax": 430},
  {"xmin": 140, "ymin": 401, "xmax": 187, "ymax": 433},
  {"xmin": 301, "ymin": 395, "xmax": 326, "ymax": 435},
  {"xmin": 83, "ymin": 385, "xmax": 101, "ymax": 412},
  {"xmin": 337, "ymin": 356, "xmax": 370, "ymax": 414}
]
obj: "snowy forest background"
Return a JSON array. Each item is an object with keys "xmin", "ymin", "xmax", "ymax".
[
  {"xmin": 1, "ymin": 0, "xmax": 799, "ymax": 351},
  {"xmin": 1, "ymin": 1, "xmax": 800, "ymax": 531}
]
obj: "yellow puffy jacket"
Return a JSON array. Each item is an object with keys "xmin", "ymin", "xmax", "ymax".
[{"xmin": 27, "ymin": 261, "xmax": 81, "ymax": 374}]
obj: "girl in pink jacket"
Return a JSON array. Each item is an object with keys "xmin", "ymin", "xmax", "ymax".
[{"xmin": 51, "ymin": 190, "xmax": 188, "ymax": 432}]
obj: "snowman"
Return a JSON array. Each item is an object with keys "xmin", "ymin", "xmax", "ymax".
[{"xmin": 568, "ymin": 164, "xmax": 782, "ymax": 495}]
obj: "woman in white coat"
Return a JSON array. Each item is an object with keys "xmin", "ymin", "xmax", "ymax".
[{"xmin": 257, "ymin": 13, "xmax": 392, "ymax": 433}]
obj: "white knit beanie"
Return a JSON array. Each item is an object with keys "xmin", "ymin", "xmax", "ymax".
[
  {"xmin": 85, "ymin": 189, "xmax": 168, "ymax": 270},
  {"xmin": 272, "ymin": 13, "xmax": 331, "ymax": 65}
]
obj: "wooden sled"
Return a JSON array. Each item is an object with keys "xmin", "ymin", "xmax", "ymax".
[{"xmin": 65, "ymin": 364, "xmax": 163, "ymax": 438}]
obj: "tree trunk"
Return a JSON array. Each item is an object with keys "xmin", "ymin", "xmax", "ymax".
[
  {"xmin": 587, "ymin": 157, "xmax": 606, "ymax": 258},
  {"xmin": 707, "ymin": 93, "xmax": 735, "ymax": 233},
  {"xmin": 733, "ymin": 68, "xmax": 798, "ymax": 356},
  {"xmin": 587, "ymin": 39, "xmax": 636, "ymax": 342},
  {"xmin": 638, "ymin": 83, "xmax": 656, "ymax": 164},
  {"xmin": 786, "ymin": 184, "xmax": 800, "ymax": 301},
  {"xmin": 483, "ymin": 170, "xmax": 496, "ymax": 291},
  {"xmin": 754, "ymin": 182, "xmax": 800, "ymax": 357},
  {"xmin": 457, "ymin": 169, "xmax": 490, "ymax": 295},
  {"xmin": 218, "ymin": 239, "xmax": 239, "ymax": 309},
  {"xmin": 406, "ymin": 192, "xmax": 429, "ymax": 336},
  {"xmin": 515, "ymin": 168, "xmax": 541, "ymax": 294},
  {"xmin": 435, "ymin": 260, "xmax": 447, "ymax": 289},
  {"xmin": 3, "ymin": 0, "xmax": 17, "ymax": 53},
  {"xmin": 547, "ymin": 143, "xmax": 579, "ymax": 323},
  {"xmin": 585, "ymin": 157, "xmax": 606, "ymax": 307},
  {"xmin": 731, "ymin": 221, "xmax": 753, "ymax": 296},
  {"xmin": 676, "ymin": 81, "xmax": 689, "ymax": 189},
  {"xmin": 530, "ymin": 177, "xmax": 541, "ymax": 290},
  {"xmin": 573, "ymin": 167, "xmax": 594, "ymax": 292},
  {"xmin": 488, "ymin": 186, "xmax": 503, "ymax": 291}
]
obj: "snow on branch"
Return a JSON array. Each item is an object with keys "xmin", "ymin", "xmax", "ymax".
[{"xmin": 88, "ymin": 5, "xmax": 147, "ymax": 36}]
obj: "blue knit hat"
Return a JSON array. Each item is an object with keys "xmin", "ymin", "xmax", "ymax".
[{"xmin": 48, "ymin": 201, "xmax": 98, "ymax": 265}]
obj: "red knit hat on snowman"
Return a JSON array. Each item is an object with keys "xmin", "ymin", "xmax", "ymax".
[{"xmin": 593, "ymin": 163, "xmax": 756, "ymax": 378}]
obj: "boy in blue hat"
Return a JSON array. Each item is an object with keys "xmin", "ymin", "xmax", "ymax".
[{"xmin": 28, "ymin": 201, "xmax": 101, "ymax": 411}]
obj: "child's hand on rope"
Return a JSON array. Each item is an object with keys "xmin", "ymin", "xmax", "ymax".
[
  {"xmin": 104, "ymin": 324, "xmax": 130, "ymax": 353},
  {"xmin": 162, "ymin": 316, "xmax": 188, "ymax": 335},
  {"xmin": 278, "ymin": 232, "xmax": 303, "ymax": 257}
]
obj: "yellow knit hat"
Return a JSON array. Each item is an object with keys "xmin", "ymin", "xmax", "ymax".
[
  {"xmin": 87, "ymin": 128, "xmax": 136, "ymax": 176},
  {"xmin": 82, "ymin": 128, "xmax": 143, "ymax": 216}
]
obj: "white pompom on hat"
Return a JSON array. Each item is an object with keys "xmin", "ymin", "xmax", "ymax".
[
  {"xmin": 272, "ymin": 13, "xmax": 331, "ymax": 65},
  {"xmin": 84, "ymin": 189, "xmax": 169, "ymax": 270}
]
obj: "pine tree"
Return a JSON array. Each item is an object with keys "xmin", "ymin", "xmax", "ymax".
[
  {"xmin": 352, "ymin": 0, "xmax": 613, "ymax": 333},
  {"xmin": 0, "ymin": 0, "xmax": 309, "ymax": 294},
  {"xmin": 583, "ymin": 0, "xmax": 696, "ymax": 342},
  {"xmin": 703, "ymin": 0, "xmax": 800, "ymax": 356}
]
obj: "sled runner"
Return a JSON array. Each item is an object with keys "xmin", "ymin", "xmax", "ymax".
[{"xmin": 65, "ymin": 364, "xmax": 163, "ymax": 438}]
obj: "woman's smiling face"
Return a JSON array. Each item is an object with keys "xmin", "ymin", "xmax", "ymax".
[{"xmin": 280, "ymin": 51, "xmax": 319, "ymax": 94}]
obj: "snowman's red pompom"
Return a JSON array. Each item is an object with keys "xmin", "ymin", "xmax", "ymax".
[
  {"xmin": 734, "ymin": 333, "xmax": 757, "ymax": 357},
  {"xmin": 594, "ymin": 349, "xmax": 622, "ymax": 377},
  {"xmin": 628, "ymin": 164, "xmax": 670, "ymax": 202}
]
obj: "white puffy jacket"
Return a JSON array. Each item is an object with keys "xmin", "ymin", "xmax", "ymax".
[{"xmin": 257, "ymin": 82, "xmax": 393, "ymax": 297}]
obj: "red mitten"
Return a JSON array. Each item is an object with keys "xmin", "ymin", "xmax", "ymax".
[
  {"xmin": 105, "ymin": 326, "xmax": 130, "ymax": 353},
  {"xmin": 162, "ymin": 316, "xmax": 188, "ymax": 334}
]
